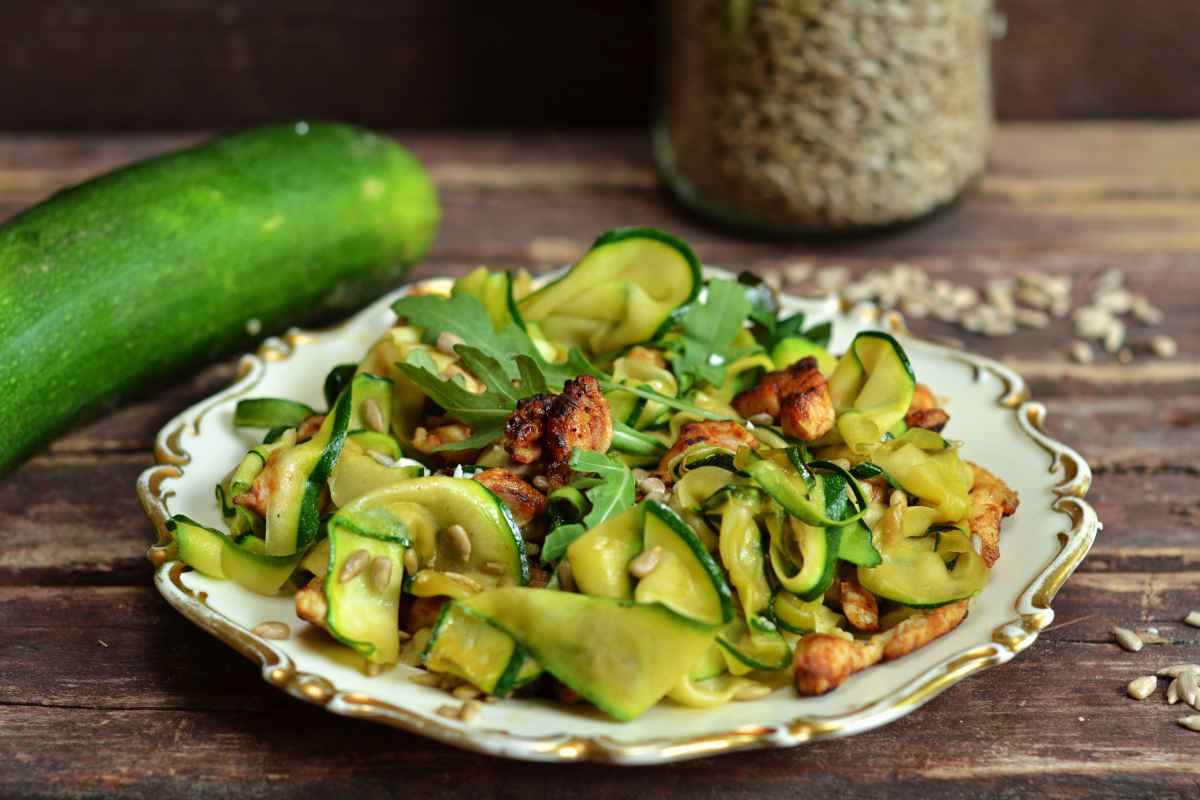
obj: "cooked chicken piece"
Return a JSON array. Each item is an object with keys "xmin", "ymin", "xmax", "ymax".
[
  {"xmin": 793, "ymin": 600, "xmax": 971, "ymax": 694},
  {"xmin": 839, "ymin": 578, "xmax": 880, "ymax": 632},
  {"xmin": 793, "ymin": 635, "xmax": 884, "ymax": 695},
  {"xmin": 296, "ymin": 414, "xmax": 326, "ymax": 442},
  {"xmin": 879, "ymin": 600, "xmax": 969, "ymax": 661},
  {"xmin": 657, "ymin": 420, "xmax": 759, "ymax": 472},
  {"xmin": 544, "ymin": 375, "xmax": 613, "ymax": 486},
  {"xmin": 733, "ymin": 358, "xmax": 835, "ymax": 441},
  {"xmin": 967, "ymin": 462, "xmax": 1019, "ymax": 567},
  {"xmin": 411, "ymin": 421, "xmax": 477, "ymax": 465},
  {"xmin": 232, "ymin": 448, "xmax": 284, "ymax": 517},
  {"xmin": 473, "ymin": 468, "xmax": 547, "ymax": 527},
  {"xmin": 295, "ymin": 576, "xmax": 328, "ymax": 629},
  {"xmin": 502, "ymin": 376, "xmax": 613, "ymax": 488},
  {"xmin": 405, "ymin": 596, "xmax": 447, "ymax": 634},
  {"xmin": 504, "ymin": 395, "xmax": 551, "ymax": 464},
  {"xmin": 905, "ymin": 383, "xmax": 950, "ymax": 432}
]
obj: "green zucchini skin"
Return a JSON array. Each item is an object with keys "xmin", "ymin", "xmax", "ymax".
[{"xmin": 0, "ymin": 122, "xmax": 439, "ymax": 475}]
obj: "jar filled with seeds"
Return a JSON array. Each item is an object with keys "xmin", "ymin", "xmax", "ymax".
[{"xmin": 655, "ymin": 0, "xmax": 995, "ymax": 235}]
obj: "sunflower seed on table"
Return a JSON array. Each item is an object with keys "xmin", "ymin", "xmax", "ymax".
[
  {"xmin": 1168, "ymin": 679, "xmax": 1180, "ymax": 704},
  {"xmin": 339, "ymin": 549, "xmax": 371, "ymax": 582},
  {"xmin": 1157, "ymin": 664, "xmax": 1200, "ymax": 678},
  {"xmin": 1103, "ymin": 319, "xmax": 1126, "ymax": 353},
  {"xmin": 1126, "ymin": 675, "xmax": 1157, "ymax": 700},
  {"xmin": 1179, "ymin": 715, "xmax": 1200, "ymax": 732},
  {"xmin": 1095, "ymin": 288, "xmax": 1134, "ymax": 314},
  {"xmin": 1132, "ymin": 296, "xmax": 1164, "ymax": 325},
  {"xmin": 1185, "ymin": 611, "xmax": 1200, "ymax": 628},
  {"xmin": 1117, "ymin": 347, "xmax": 1134, "ymax": 365},
  {"xmin": 1112, "ymin": 626, "xmax": 1144, "ymax": 652},
  {"xmin": 783, "ymin": 262, "xmax": 814, "ymax": 285},
  {"xmin": 1073, "ymin": 306, "xmax": 1114, "ymax": 340},
  {"xmin": 1014, "ymin": 307, "xmax": 1050, "ymax": 329},
  {"xmin": 361, "ymin": 398, "xmax": 387, "ymax": 433},
  {"xmin": 1151, "ymin": 335, "xmax": 1178, "ymax": 359},
  {"xmin": 1180, "ymin": 668, "xmax": 1200, "ymax": 707}
]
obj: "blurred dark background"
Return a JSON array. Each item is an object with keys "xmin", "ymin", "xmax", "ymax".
[{"xmin": 2, "ymin": 0, "xmax": 1198, "ymax": 130}]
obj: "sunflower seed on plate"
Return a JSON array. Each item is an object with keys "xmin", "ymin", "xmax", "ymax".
[
  {"xmin": 1179, "ymin": 715, "xmax": 1200, "ymax": 732},
  {"xmin": 452, "ymin": 684, "xmax": 482, "ymax": 700},
  {"xmin": 402, "ymin": 548, "xmax": 419, "ymax": 576},
  {"xmin": 1112, "ymin": 626, "xmax": 1143, "ymax": 652},
  {"xmin": 252, "ymin": 621, "xmax": 291, "ymax": 640},
  {"xmin": 445, "ymin": 524, "xmax": 471, "ymax": 560},
  {"xmin": 368, "ymin": 449, "xmax": 396, "ymax": 467},
  {"xmin": 1126, "ymin": 675, "xmax": 1157, "ymax": 700},
  {"xmin": 436, "ymin": 331, "xmax": 465, "ymax": 356},
  {"xmin": 458, "ymin": 699, "xmax": 483, "ymax": 723},
  {"xmin": 733, "ymin": 683, "xmax": 773, "ymax": 701},
  {"xmin": 369, "ymin": 556, "xmax": 393, "ymax": 592},
  {"xmin": 361, "ymin": 398, "xmax": 387, "ymax": 433},
  {"xmin": 339, "ymin": 549, "xmax": 371, "ymax": 582},
  {"xmin": 629, "ymin": 546, "xmax": 663, "ymax": 579}
]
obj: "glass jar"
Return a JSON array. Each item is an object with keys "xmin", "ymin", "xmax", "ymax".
[{"xmin": 655, "ymin": 0, "xmax": 994, "ymax": 236}]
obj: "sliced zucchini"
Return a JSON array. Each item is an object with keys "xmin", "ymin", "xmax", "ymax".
[
  {"xmin": 323, "ymin": 502, "xmax": 410, "ymax": 663},
  {"xmin": 768, "ymin": 514, "xmax": 841, "ymax": 602},
  {"xmin": 328, "ymin": 437, "xmax": 425, "ymax": 507},
  {"xmin": 714, "ymin": 492, "xmax": 772, "ymax": 624},
  {"xmin": 452, "ymin": 267, "xmax": 530, "ymax": 332},
  {"xmin": 770, "ymin": 590, "xmax": 847, "ymax": 635},
  {"xmin": 634, "ymin": 501, "xmax": 734, "ymax": 627},
  {"xmin": 333, "ymin": 476, "xmax": 527, "ymax": 589},
  {"xmin": 220, "ymin": 534, "xmax": 302, "ymax": 595},
  {"xmin": 837, "ymin": 521, "xmax": 882, "ymax": 567},
  {"xmin": 461, "ymin": 587, "xmax": 717, "ymax": 721},
  {"xmin": 858, "ymin": 528, "xmax": 989, "ymax": 608},
  {"xmin": 826, "ymin": 332, "xmax": 916, "ymax": 453},
  {"xmin": 668, "ymin": 673, "xmax": 763, "ymax": 708},
  {"xmin": 737, "ymin": 447, "xmax": 864, "ymax": 528},
  {"xmin": 687, "ymin": 641, "xmax": 729, "ymax": 682},
  {"xmin": 518, "ymin": 227, "xmax": 701, "ymax": 356},
  {"xmin": 770, "ymin": 336, "xmax": 837, "ymax": 376},
  {"xmin": 717, "ymin": 617, "xmax": 792, "ymax": 674},
  {"xmin": 423, "ymin": 602, "xmax": 541, "ymax": 695},
  {"xmin": 169, "ymin": 515, "xmax": 226, "ymax": 578},
  {"xmin": 870, "ymin": 429, "xmax": 973, "ymax": 523},
  {"xmin": 347, "ymin": 373, "xmax": 393, "ymax": 433},
  {"xmin": 566, "ymin": 504, "xmax": 644, "ymax": 600},
  {"xmin": 263, "ymin": 375, "xmax": 361, "ymax": 555},
  {"xmin": 233, "ymin": 397, "xmax": 315, "ymax": 429},
  {"xmin": 347, "ymin": 430, "xmax": 403, "ymax": 460}
]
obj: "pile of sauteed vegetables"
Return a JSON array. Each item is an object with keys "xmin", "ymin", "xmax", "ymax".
[{"xmin": 169, "ymin": 227, "xmax": 1019, "ymax": 720}]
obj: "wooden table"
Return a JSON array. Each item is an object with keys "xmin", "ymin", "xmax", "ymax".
[{"xmin": 1, "ymin": 124, "xmax": 1197, "ymax": 798}]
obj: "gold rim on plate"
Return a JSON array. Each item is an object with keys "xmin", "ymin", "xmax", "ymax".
[{"xmin": 136, "ymin": 280, "xmax": 1100, "ymax": 764}]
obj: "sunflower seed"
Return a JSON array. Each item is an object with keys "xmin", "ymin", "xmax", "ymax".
[
  {"xmin": 733, "ymin": 683, "xmax": 773, "ymax": 701},
  {"xmin": 252, "ymin": 621, "xmax": 291, "ymax": 640},
  {"xmin": 458, "ymin": 699, "xmax": 483, "ymax": 723},
  {"xmin": 435, "ymin": 704, "xmax": 460, "ymax": 720},
  {"xmin": 452, "ymin": 684, "xmax": 482, "ymax": 700},
  {"xmin": 1014, "ymin": 308, "xmax": 1050, "ymax": 329},
  {"xmin": 1156, "ymin": 664, "xmax": 1200, "ymax": 678},
  {"xmin": 480, "ymin": 560, "xmax": 506, "ymax": 576},
  {"xmin": 409, "ymin": 672, "xmax": 442, "ymax": 687},
  {"xmin": 1168, "ymin": 679, "xmax": 1180, "ymax": 704},
  {"xmin": 629, "ymin": 546, "xmax": 663, "ymax": 579},
  {"xmin": 1112, "ymin": 626, "xmax": 1143, "ymax": 652},
  {"xmin": 1178, "ymin": 715, "xmax": 1200, "ymax": 732},
  {"xmin": 556, "ymin": 561, "xmax": 576, "ymax": 592},
  {"xmin": 369, "ymin": 556, "xmax": 393, "ymax": 592},
  {"xmin": 1070, "ymin": 340, "xmax": 1094, "ymax": 365},
  {"xmin": 445, "ymin": 524, "xmax": 471, "ymax": 561},
  {"xmin": 1073, "ymin": 306, "xmax": 1114, "ymax": 339},
  {"xmin": 1095, "ymin": 288, "xmax": 1134, "ymax": 314},
  {"xmin": 436, "ymin": 331, "xmax": 465, "ymax": 356},
  {"xmin": 339, "ymin": 549, "xmax": 371, "ymax": 583},
  {"xmin": 367, "ymin": 449, "xmax": 396, "ymax": 467},
  {"xmin": 403, "ymin": 548, "xmax": 419, "ymax": 576},
  {"xmin": 1126, "ymin": 675, "xmax": 1157, "ymax": 700},
  {"xmin": 1181, "ymin": 668, "xmax": 1200, "ymax": 707},
  {"xmin": 1151, "ymin": 335, "xmax": 1178, "ymax": 359},
  {"xmin": 749, "ymin": 413, "xmax": 774, "ymax": 426},
  {"xmin": 441, "ymin": 571, "xmax": 483, "ymax": 593},
  {"xmin": 1185, "ymin": 611, "xmax": 1200, "ymax": 628},
  {"xmin": 1103, "ymin": 320, "xmax": 1127, "ymax": 353},
  {"xmin": 1132, "ymin": 296, "xmax": 1164, "ymax": 325},
  {"xmin": 1117, "ymin": 347, "xmax": 1134, "ymax": 365},
  {"xmin": 361, "ymin": 399, "xmax": 387, "ymax": 433},
  {"xmin": 396, "ymin": 629, "xmax": 411, "ymax": 642},
  {"xmin": 784, "ymin": 262, "xmax": 814, "ymax": 285}
]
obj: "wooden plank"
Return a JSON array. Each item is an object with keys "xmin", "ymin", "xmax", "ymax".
[
  {"xmin": 0, "ymin": 586, "xmax": 1196, "ymax": 795},
  {"xmin": 1, "ymin": 2, "xmax": 1199, "ymax": 131}
]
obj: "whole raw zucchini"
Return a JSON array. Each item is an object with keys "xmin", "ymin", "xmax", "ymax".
[{"xmin": 0, "ymin": 122, "xmax": 439, "ymax": 475}]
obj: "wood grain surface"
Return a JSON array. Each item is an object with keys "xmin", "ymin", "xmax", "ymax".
[
  {"xmin": 1, "ymin": 124, "xmax": 1198, "ymax": 798},
  {"xmin": 1, "ymin": 1, "xmax": 1199, "ymax": 130}
]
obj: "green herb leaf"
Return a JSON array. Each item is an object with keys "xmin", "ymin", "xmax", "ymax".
[
  {"xmin": 569, "ymin": 449, "xmax": 636, "ymax": 528},
  {"xmin": 669, "ymin": 278, "xmax": 756, "ymax": 389},
  {"xmin": 540, "ymin": 523, "xmax": 587, "ymax": 564}
]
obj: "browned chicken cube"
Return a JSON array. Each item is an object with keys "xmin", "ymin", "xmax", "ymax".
[
  {"xmin": 473, "ymin": 468, "xmax": 547, "ymax": 527},
  {"xmin": 658, "ymin": 420, "xmax": 759, "ymax": 472},
  {"xmin": 732, "ymin": 357, "xmax": 835, "ymax": 441}
]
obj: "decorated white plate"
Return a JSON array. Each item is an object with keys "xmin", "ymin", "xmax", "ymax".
[{"xmin": 137, "ymin": 269, "xmax": 1099, "ymax": 764}]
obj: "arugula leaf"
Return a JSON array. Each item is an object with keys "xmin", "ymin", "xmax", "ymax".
[
  {"xmin": 801, "ymin": 321, "xmax": 832, "ymax": 349},
  {"xmin": 569, "ymin": 449, "xmax": 635, "ymax": 528},
  {"xmin": 738, "ymin": 272, "xmax": 781, "ymax": 334},
  {"xmin": 669, "ymin": 278, "xmax": 755, "ymax": 390},
  {"xmin": 540, "ymin": 523, "xmax": 586, "ymax": 565}
]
